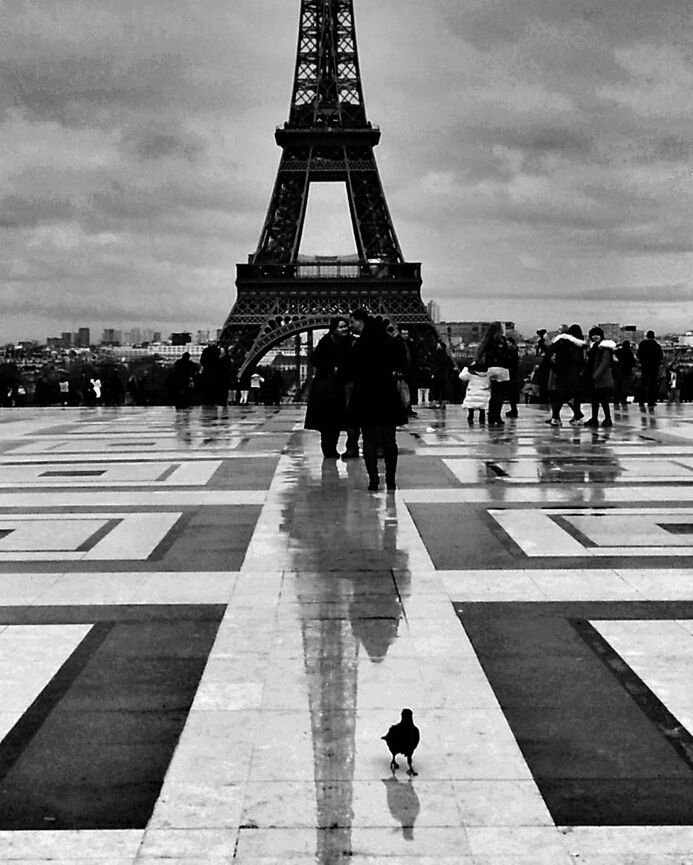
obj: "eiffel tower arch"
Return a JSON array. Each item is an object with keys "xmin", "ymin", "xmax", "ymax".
[{"xmin": 219, "ymin": 0, "xmax": 439, "ymax": 377}]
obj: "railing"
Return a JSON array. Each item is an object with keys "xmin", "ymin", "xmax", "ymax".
[{"xmin": 237, "ymin": 262, "xmax": 421, "ymax": 282}]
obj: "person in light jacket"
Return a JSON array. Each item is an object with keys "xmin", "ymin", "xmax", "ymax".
[{"xmin": 459, "ymin": 361, "xmax": 490, "ymax": 425}]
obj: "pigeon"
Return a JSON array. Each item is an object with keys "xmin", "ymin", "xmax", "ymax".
[{"xmin": 382, "ymin": 708, "xmax": 420, "ymax": 776}]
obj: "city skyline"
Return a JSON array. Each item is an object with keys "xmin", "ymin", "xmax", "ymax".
[{"xmin": 2, "ymin": 0, "xmax": 693, "ymax": 343}]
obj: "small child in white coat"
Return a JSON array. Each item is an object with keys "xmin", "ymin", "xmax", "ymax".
[{"xmin": 459, "ymin": 361, "xmax": 490, "ymax": 425}]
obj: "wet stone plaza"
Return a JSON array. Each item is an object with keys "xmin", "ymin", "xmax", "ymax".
[{"xmin": 1, "ymin": 402, "xmax": 693, "ymax": 863}]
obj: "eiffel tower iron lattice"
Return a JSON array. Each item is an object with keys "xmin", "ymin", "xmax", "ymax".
[{"xmin": 219, "ymin": 0, "xmax": 439, "ymax": 377}]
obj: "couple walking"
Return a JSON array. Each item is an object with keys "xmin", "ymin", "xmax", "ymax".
[{"xmin": 304, "ymin": 310, "xmax": 408, "ymax": 491}]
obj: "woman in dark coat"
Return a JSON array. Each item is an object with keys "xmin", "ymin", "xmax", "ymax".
[
  {"xmin": 349, "ymin": 310, "xmax": 407, "ymax": 491},
  {"xmin": 584, "ymin": 326, "xmax": 616, "ymax": 427},
  {"xmin": 304, "ymin": 317, "xmax": 353, "ymax": 458},
  {"xmin": 430, "ymin": 340, "xmax": 455, "ymax": 409},
  {"xmin": 545, "ymin": 324, "xmax": 585, "ymax": 426}
]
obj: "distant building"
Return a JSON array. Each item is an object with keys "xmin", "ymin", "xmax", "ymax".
[
  {"xmin": 426, "ymin": 300, "xmax": 441, "ymax": 324},
  {"xmin": 100, "ymin": 328, "xmax": 122, "ymax": 346},
  {"xmin": 195, "ymin": 330, "xmax": 210, "ymax": 345},
  {"xmin": 75, "ymin": 328, "xmax": 90, "ymax": 348},
  {"xmin": 170, "ymin": 332, "xmax": 192, "ymax": 346},
  {"xmin": 438, "ymin": 321, "xmax": 516, "ymax": 350},
  {"xmin": 620, "ymin": 325, "xmax": 644, "ymax": 345},
  {"xmin": 590, "ymin": 324, "xmax": 645, "ymax": 345},
  {"xmin": 597, "ymin": 323, "xmax": 621, "ymax": 341},
  {"xmin": 61, "ymin": 332, "xmax": 73, "ymax": 348}
]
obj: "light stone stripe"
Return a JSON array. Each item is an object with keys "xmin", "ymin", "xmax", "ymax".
[
  {"xmin": 444, "ymin": 457, "xmax": 693, "ymax": 484},
  {"xmin": 0, "ymin": 460, "xmax": 222, "ymax": 487},
  {"xmin": 0, "ymin": 513, "xmax": 182, "ymax": 561},
  {"xmin": 144, "ymin": 453, "xmax": 315, "ymax": 851},
  {"xmin": 402, "ymin": 487, "xmax": 693, "ymax": 503},
  {"xmin": 0, "ymin": 490, "xmax": 266, "ymax": 507},
  {"xmin": 0, "ymin": 451, "xmax": 278, "ymax": 464},
  {"xmin": 0, "ymin": 572, "xmax": 239, "ymax": 606},
  {"xmin": 0, "ymin": 829, "xmax": 143, "ymax": 860},
  {"xmin": 7, "ymin": 438, "xmax": 243, "ymax": 454}
]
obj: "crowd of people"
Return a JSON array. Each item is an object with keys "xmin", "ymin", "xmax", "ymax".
[
  {"xmin": 302, "ymin": 318, "xmax": 685, "ymax": 489},
  {"xmin": 526, "ymin": 327, "xmax": 671, "ymax": 427}
]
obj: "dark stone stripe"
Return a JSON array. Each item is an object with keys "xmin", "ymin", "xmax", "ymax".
[
  {"xmin": 0, "ymin": 606, "xmax": 224, "ymax": 829},
  {"xmin": 0, "ymin": 622, "xmax": 113, "ymax": 781},
  {"xmin": 75, "ymin": 518, "xmax": 121, "ymax": 552},
  {"xmin": 571, "ymin": 618, "xmax": 693, "ymax": 771},
  {"xmin": 454, "ymin": 601, "xmax": 693, "ymax": 826}
]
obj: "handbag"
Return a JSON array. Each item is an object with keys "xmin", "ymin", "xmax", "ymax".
[{"xmin": 396, "ymin": 378, "xmax": 411, "ymax": 411}]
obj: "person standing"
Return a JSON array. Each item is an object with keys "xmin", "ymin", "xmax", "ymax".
[
  {"xmin": 397, "ymin": 326, "xmax": 419, "ymax": 417},
  {"xmin": 172, "ymin": 352, "xmax": 198, "ymax": 410},
  {"xmin": 349, "ymin": 310, "xmax": 407, "ymax": 491},
  {"xmin": 544, "ymin": 324, "xmax": 585, "ymax": 426},
  {"xmin": 459, "ymin": 361, "xmax": 490, "ymax": 425},
  {"xmin": 249, "ymin": 370, "xmax": 264, "ymax": 405},
  {"xmin": 304, "ymin": 317, "xmax": 353, "ymax": 458},
  {"xmin": 584, "ymin": 327, "xmax": 616, "ymax": 427},
  {"xmin": 415, "ymin": 363, "xmax": 432, "ymax": 407},
  {"xmin": 430, "ymin": 340, "xmax": 454, "ymax": 410},
  {"xmin": 613, "ymin": 340, "xmax": 636, "ymax": 407},
  {"xmin": 637, "ymin": 330, "xmax": 663, "ymax": 409},
  {"xmin": 483, "ymin": 331, "xmax": 511, "ymax": 426},
  {"xmin": 199, "ymin": 343, "xmax": 221, "ymax": 406},
  {"xmin": 504, "ymin": 336, "xmax": 520, "ymax": 418},
  {"xmin": 667, "ymin": 362, "xmax": 681, "ymax": 404}
]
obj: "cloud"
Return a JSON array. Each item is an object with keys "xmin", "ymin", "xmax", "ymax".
[
  {"xmin": 2, "ymin": 0, "xmax": 693, "ymax": 341},
  {"xmin": 599, "ymin": 44, "xmax": 693, "ymax": 118}
]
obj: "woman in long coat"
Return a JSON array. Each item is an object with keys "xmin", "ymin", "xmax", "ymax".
[
  {"xmin": 348, "ymin": 310, "xmax": 407, "ymax": 491},
  {"xmin": 545, "ymin": 324, "xmax": 585, "ymax": 426},
  {"xmin": 584, "ymin": 326, "xmax": 616, "ymax": 427},
  {"xmin": 304, "ymin": 317, "xmax": 353, "ymax": 457}
]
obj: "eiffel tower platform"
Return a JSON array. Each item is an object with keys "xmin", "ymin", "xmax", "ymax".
[{"xmin": 0, "ymin": 402, "xmax": 692, "ymax": 861}]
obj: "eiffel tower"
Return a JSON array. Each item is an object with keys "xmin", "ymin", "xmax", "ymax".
[{"xmin": 219, "ymin": 0, "xmax": 439, "ymax": 376}]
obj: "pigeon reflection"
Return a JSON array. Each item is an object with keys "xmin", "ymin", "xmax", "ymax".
[{"xmin": 382, "ymin": 775, "xmax": 420, "ymax": 840}]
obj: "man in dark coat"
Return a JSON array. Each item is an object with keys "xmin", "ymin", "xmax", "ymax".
[
  {"xmin": 172, "ymin": 352, "xmax": 198, "ymax": 410},
  {"xmin": 304, "ymin": 317, "xmax": 353, "ymax": 458},
  {"xmin": 397, "ymin": 326, "xmax": 419, "ymax": 416},
  {"xmin": 613, "ymin": 340, "xmax": 636, "ymax": 407},
  {"xmin": 349, "ymin": 310, "xmax": 407, "ymax": 491},
  {"xmin": 637, "ymin": 330, "xmax": 663, "ymax": 409}
]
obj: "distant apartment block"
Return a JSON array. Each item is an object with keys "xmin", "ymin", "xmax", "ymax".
[
  {"xmin": 100, "ymin": 328, "xmax": 122, "ymax": 346},
  {"xmin": 426, "ymin": 300, "xmax": 441, "ymax": 324},
  {"xmin": 75, "ymin": 327, "xmax": 90, "ymax": 348},
  {"xmin": 438, "ymin": 320, "xmax": 517, "ymax": 349}
]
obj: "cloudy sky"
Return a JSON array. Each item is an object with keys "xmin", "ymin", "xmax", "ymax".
[{"xmin": 2, "ymin": 0, "xmax": 693, "ymax": 342}]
